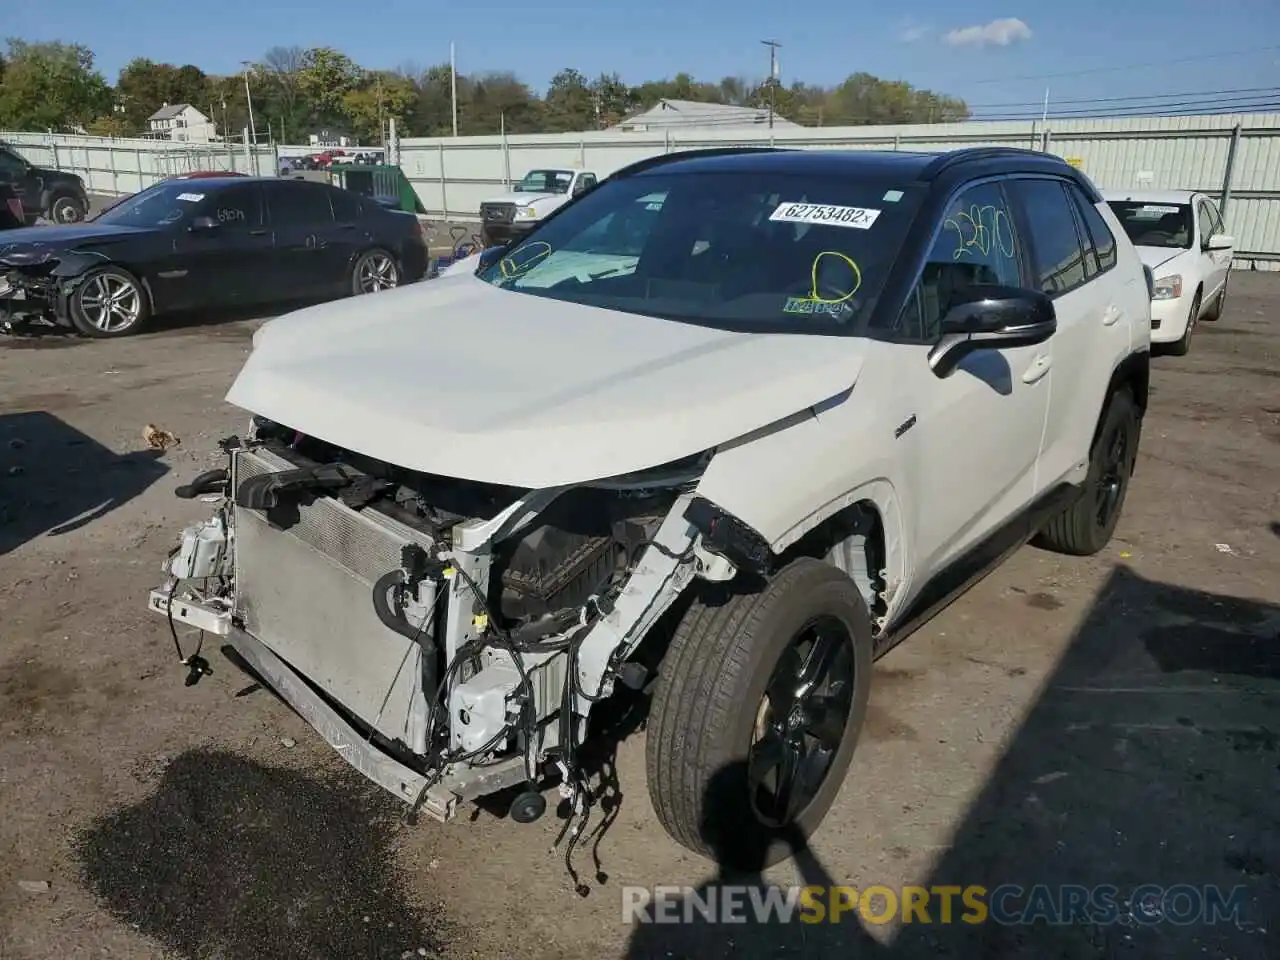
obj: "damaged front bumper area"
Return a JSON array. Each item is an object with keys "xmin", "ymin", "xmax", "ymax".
[
  {"xmin": 148, "ymin": 422, "xmax": 725, "ymax": 821},
  {"xmin": 0, "ymin": 254, "xmax": 71, "ymax": 328}
]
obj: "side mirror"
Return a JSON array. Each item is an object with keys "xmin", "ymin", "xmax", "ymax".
[
  {"xmin": 1205, "ymin": 232, "xmax": 1234, "ymax": 251},
  {"xmin": 928, "ymin": 284, "xmax": 1057, "ymax": 378},
  {"xmin": 477, "ymin": 244, "xmax": 509, "ymax": 271},
  {"xmin": 188, "ymin": 214, "xmax": 219, "ymax": 232}
]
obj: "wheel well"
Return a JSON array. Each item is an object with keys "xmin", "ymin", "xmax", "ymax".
[
  {"xmin": 1090, "ymin": 349, "xmax": 1149, "ymax": 469},
  {"xmin": 776, "ymin": 500, "xmax": 887, "ymax": 626}
]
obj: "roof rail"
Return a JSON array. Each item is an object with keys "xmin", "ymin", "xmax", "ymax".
[
  {"xmin": 920, "ymin": 146, "xmax": 1064, "ymax": 179},
  {"xmin": 604, "ymin": 146, "xmax": 794, "ymax": 182}
]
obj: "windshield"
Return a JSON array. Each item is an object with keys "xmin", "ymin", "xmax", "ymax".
[
  {"xmin": 1107, "ymin": 201, "xmax": 1193, "ymax": 249},
  {"xmin": 514, "ymin": 170, "xmax": 574, "ymax": 194},
  {"xmin": 476, "ymin": 170, "xmax": 923, "ymax": 335},
  {"xmin": 93, "ymin": 180, "xmax": 209, "ymax": 228}
]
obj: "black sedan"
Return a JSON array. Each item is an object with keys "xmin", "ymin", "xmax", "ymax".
[{"xmin": 0, "ymin": 176, "xmax": 430, "ymax": 337}]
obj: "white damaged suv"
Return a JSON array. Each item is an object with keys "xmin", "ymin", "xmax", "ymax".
[{"xmin": 149, "ymin": 147, "xmax": 1151, "ymax": 869}]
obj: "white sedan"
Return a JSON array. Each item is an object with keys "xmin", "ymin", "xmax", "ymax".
[{"xmin": 1103, "ymin": 189, "xmax": 1234, "ymax": 355}]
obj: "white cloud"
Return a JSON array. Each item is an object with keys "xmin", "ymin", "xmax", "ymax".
[
  {"xmin": 898, "ymin": 19, "xmax": 931, "ymax": 43},
  {"xmin": 944, "ymin": 18, "xmax": 1033, "ymax": 48}
]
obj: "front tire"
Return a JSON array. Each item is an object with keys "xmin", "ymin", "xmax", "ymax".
[
  {"xmin": 1166, "ymin": 291, "xmax": 1200, "ymax": 357},
  {"xmin": 1203, "ymin": 276, "xmax": 1228, "ymax": 321},
  {"xmin": 68, "ymin": 266, "xmax": 150, "ymax": 338},
  {"xmin": 645, "ymin": 558, "xmax": 874, "ymax": 870},
  {"xmin": 49, "ymin": 193, "xmax": 86, "ymax": 224},
  {"xmin": 351, "ymin": 248, "xmax": 400, "ymax": 295},
  {"xmin": 1036, "ymin": 388, "xmax": 1140, "ymax": 556}
]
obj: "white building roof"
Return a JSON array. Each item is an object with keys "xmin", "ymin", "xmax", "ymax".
[{"xmin": 612, "ymin": 99, "xmax": 801, "ymax": 131}]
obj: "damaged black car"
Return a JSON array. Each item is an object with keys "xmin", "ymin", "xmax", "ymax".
[{"xmin": 0, "ymin": 175, "xmax": 430, "ymax": 338}]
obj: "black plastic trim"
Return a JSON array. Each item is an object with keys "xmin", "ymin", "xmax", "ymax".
[{"xmin": 683, "ymin": 496, "xmax": 774, "ymax": 575}]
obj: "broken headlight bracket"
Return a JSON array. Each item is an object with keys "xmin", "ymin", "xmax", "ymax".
[{"xmin": 683, "ymin": 496, "xmax": 773, "ymax": 575}]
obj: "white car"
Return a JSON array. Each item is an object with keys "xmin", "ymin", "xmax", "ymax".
[
  {"xmin": 1103, "ymin": 189, "xmax": 1234, "ymax": 355},
  {"xmin": 149, "ymin": 147, "xmax": 1150, "ymax": 871},
  {"xmin": 478, "ymin": 167, "xmax": 598, "ymax": 248}
]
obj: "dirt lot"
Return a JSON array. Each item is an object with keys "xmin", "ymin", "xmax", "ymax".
[{"xmin": 1, "ymin": 274, "xmax": 1277, "ymax": 960}]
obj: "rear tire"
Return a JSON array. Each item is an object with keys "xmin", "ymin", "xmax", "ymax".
[
  {"xmin": 645, "ymin": 558, "xmax": 874, "ymax": 870},
  {"xmin": 67, "ymin": 266, "xmax": 150, "ymax": 338},
  {"xmin": 351, "ymin": 248, "xmax": 399, "ymax": 295},
  {"xmin": 1036, "ymin": 388, "xmax": 1139, "ymax": 556}
]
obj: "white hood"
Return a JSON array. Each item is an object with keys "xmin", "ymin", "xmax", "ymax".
[
  {"xmin": 482, "ymin": 191, "xmax": 556, "ymax": 206},
  {"xmin": 227, "ymin": 277, "xmax": 866, "ymax": 488},
  {"xmin": 1134, "ymin": 246, "xmax": 1190, "ymax": 274}
]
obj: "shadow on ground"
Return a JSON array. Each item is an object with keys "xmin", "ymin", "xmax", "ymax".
[
  {"xmin": 624, "ymin": 565, "xmax": 1280, "ymax": 958},
  {"xmin": 0, "ymin": 411, "xmax": 168, "ymax": 555},
  {"xmin": 74, "ymin": 749, "xmax": 447, "ymax": 960}
]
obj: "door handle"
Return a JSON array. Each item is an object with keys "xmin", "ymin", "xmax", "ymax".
[
  {"xmin": 1021, "ymin": 353, "xmax": 1052, "ymax": 384},
  {"xmin": 1102, "ymin": 305, "xmax": 1122, "ymax": 326}
]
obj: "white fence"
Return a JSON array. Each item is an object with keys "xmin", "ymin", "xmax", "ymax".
[
  {"xmin": 1, "ymin": 132, "xmax": 280, "ymax": 197},
  {"xmin": 6, "ymin": 113, "xmax": 1280, "ymax": 266}
]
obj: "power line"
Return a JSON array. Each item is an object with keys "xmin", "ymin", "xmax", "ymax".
[
  {"xmin": 966, "ymin": 43, "xmax": 1280, "ymax": 84},
  {"xmin": 971, "ymin": 93, "xmax": 1280, "ymax": 120},
  {"xmin": 969, "ymin": 100, "xmax": 1280, "ymax": 122},
  {"xmin": 967, "ymin": 85, "xmax": 1280, "ymax": 110}
]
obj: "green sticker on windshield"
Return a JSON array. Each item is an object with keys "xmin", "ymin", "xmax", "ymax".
[{"xmin": 784, "ymin": 296, "xmax": 852, "ymax": 319}]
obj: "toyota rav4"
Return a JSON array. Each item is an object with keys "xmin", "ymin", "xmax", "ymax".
[{"xmin": 148, "ymin": 146, "xmax": 1150, "ymax": 870}]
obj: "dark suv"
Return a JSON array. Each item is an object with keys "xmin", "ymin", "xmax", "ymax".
[{"xmin": 0, "ymin": 143, "xmax": 90, "ymax": 224}]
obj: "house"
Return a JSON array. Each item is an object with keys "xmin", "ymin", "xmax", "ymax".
[
  {"xmin": 610, "ymin": 98, "xmax": 802, "ymax": 132},
  {"xmin": 146, "ymin": 104, "xmax": 217, "ymax": 143}
]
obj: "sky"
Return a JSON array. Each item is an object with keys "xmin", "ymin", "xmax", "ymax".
[{"xmin": 8, "ymin": 0, "xmax": 1280, "ymax": 119}]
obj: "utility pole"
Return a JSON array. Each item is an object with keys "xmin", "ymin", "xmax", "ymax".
[
  {"xmin": 761, "ymin": 40, "xmax": 781, "ymax": 129},
  {"xmin": 241, "ymin": 60, "xmax": 257, "ymax": 145},
  {"xmin": 450, "ymin": 42, "xmax": 459, "ymax": 137}
]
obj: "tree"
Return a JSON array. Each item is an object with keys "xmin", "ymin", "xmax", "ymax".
[
  {"xmin": 590, "ymin": 73, "xmax": 636, "ymax": 127},
  {"xmin": 458, "ymin": 71, "xmax": 541, "ymax": 135},
  {"xmin": 342, "ymin": 70, "xmax": 416, "ymax": 143},
  {"xmin": 258, "ymin": 46, "xmax": 307, "ymax": 143},
  {"xmin": 296, "ymin": 47, "xmax": 361, "ymax": 129},
  {"xmin": 0, "ymin": 39, "xmax": 111, "ymax": 132},
  {"xmin": 543, "ymin": 68, "xmax": 595, "ymax": 132}
]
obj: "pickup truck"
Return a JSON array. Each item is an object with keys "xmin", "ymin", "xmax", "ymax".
[
  {"xmin": 479, "ymin": 167, "xmax": 598, "ymax": 247},
  {"xmin": 0, "ymin": 142, "xmax": 90, "ymax": 223}
]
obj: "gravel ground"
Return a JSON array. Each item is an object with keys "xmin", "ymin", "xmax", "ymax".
[{"xmin": 0, "ymin": 273, "xmax": 1277, "ymax": 959}]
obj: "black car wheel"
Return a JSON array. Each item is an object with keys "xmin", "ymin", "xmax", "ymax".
[
  {"xmin": 646, "ymin": 558, "xmax": 873, "ymax": 869},
  {"xmin": 49, "ymin": 194, "xmax": 86, "ymax": 224},
  {"xmin": 352, "ymin": 249, "xmax": 399, "ymax": 295},
  {"xmin": 68, "ymin": 267, "xmax": 150, "ymax": 338},
  {"xmin": 1035, "ymin": 387, "xmax": 1139, "ymax": 556}
]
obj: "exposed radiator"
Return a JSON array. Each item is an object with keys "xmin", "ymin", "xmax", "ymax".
[{"xmin": 231, "ymin": 445, "xmax": 437, "ymax": 753}]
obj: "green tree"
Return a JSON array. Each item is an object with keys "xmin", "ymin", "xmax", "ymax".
[
  {"xmin": 458, "ymin": 71, "xmax": 541, "ymax": 135},
  {"xmin": 543, "ymin": 67, "xmax": 594, "ymax": 131},
  {"xmin": 0, "ymin": 39, "xmax": 111, "ymax": 132},
  {"xmin": 342, "ymin": 70, "xmax": 416, "ymax": 143},
  {"xmin": 590, "ymin": 73, "xmax": 636, "ymax": 127},
  {"xmin": 296, "ymin": 47, "xmax": 361, "ymax": 128}
]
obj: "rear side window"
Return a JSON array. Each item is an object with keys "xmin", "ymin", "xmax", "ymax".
[
  {"xmin": 266, "ymin": 181, "xmax": 335, "ymax": 228},
  {"xmin": 1005, "ymin": 179, "xmax": 1088, "ymax": 296},
  {"xmin": 330, "ymin": 188, "xmax": 363, "ymax": 223}
]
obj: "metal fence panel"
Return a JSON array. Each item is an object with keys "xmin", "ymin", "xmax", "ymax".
[{"xmin": 5, "ymin": 113, "xmax": 1278, "ymax": 267}]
